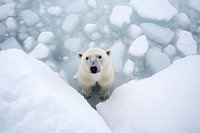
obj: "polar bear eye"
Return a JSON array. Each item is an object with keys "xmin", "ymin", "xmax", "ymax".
[
  {"xmin": 86, "ymin": 57, "xmax": 89, "ymax": 60},
  {"xmin": 98, "ymin": 55, "xmax": 102, "ymax": 59}
]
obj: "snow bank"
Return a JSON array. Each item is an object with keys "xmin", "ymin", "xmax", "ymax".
[
  {"xmin": 0, "ymin": 49, "xmax": 111, "ymax": 133},
  {"xmin": 97, "ymin": 55, "xmax": 200, "ymax": 133}
]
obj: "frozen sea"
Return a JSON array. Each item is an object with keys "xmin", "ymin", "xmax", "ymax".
[{"xmin": 0, "ymin": 0, "xmax": 200, "ymax": 133}]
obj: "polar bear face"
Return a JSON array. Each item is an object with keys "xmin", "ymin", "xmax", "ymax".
[{"xmin": 78, "ymin": 47, "xmax": 111, "ymax": 74}]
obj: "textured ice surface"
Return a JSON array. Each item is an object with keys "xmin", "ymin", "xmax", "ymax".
[
  {"xmin": 129, "ymin": 0, "xmax": 178, "ymax": 21},
  {"xmin": 0, "ymin": 49, "xmax": 111, "ymax": 133},
  {"xmin": 97, "ymin": 55, "xmax": 200, "ymax": 133}
]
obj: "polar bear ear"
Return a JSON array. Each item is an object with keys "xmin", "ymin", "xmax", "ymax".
[
  {"xmin": 106, "ymin": 50, "xmax": 111, "ymax": 56},
  {"xmin": 77, "ymin": 52, "xmax": 83, "ymax": 59}
]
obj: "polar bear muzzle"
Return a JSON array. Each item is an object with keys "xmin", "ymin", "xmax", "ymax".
[{"xmin": 89, "ymin": 58, "xmax": 100, "ymax": 74}]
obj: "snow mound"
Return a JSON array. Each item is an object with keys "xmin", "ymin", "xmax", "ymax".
[
  {"xmin": 97, "ymin": 55, "xmax": 200, "ymax": 133},
  {"xmin": 0, "ymin": 49, "xmax": 111, "ymax": 133},
  {"xmin": 38, "ymin": 32, "xmax": 55, "ymax": 44},
  {"xmin": 129, "ymin": 0, "xmax": 178, "ymax": 21}
]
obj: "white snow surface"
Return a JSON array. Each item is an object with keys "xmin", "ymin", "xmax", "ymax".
[
  {"xmin": 0, "ymin": 49, "xmax": 111, "ymax": 133},
  {"xmin": 175, "ymin": 30, "xmax": 197, "ymax": 56},
  {"xmin": 128, "ymin": 35, "xmax": 149, "ymax": 58},
  {"xmin": 0, "ymin": 3, "xmax": 15, "ymax": 21},
  {"xmin": 188, "ymin": 0, "xmax": 200, "ymax": 12},
  {"xmin": 97, "ymin": 55, "xmax": 200, "ymax": 133},
  {"xmin": 110, "ymin": 5, "xmax": 133, "ymax": 28},
  {"xmin": 140, "ymin": 23, "xmax": 174, "ymax": 45},
  {"xmin": 129, "ymin": 0, "xmax": 178, "ymax": 21}
]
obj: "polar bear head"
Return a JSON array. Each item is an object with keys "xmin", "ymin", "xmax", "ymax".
[{"xmin": 78, "ymin": 47, "xmax": 111, "ymax": 74}]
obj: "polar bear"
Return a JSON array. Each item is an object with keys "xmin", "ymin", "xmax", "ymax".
[{"xmin": 77, "ymin": 47, "xmax": 114, "ymax": 100}]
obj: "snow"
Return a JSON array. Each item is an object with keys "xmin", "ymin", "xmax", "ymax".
[
  {"xmin": 65, "ymin": 0, "xmax": 88, "ymax": 14},
  {"xmin": 87, "ymin": 0, "xmax": 97, "ymax": 9},
  {"xmin": 6, "ymin": 17, "xmax": 18, "ymax": 32},
  {"xmin": 140, "ymin": 23, "xmax": 174, "ymax": 45},
  {"xmin": 163, "ymin": 44, "xmax": 177, "ymax": 57},
  {"xmin": 175, "ymin": 30, "xmax": 197, "ymax": 56},
  {"xmin": 122, "ymin": 59, "xmax": 135, "ymax": 77},
  {"xmin": 61, "ymin": 14, "xmax": 80, "ymax": 33},
  {"xmin": 109, "ymin": 5, "xmax": 132, "ymax": 28},
  {"xmin": 174, "ymin": 13, "xmax": 191, "ymax": 27},
  {"xmin": 127, "ymin": 24, "xmax": 142, "ymax": 39},
  {"xmin": 29, "ymin": 43, "xmax": 49, "ymax": 60},
  {"xmin": 47, "ymin": 6, "xmax": 63, "ymax": 17},
  {"xmin": 0, "ymin": 0, "xmax": 200, "ymax": 132},
  {"xmin": 0, "ymin": 2, "xmax": 15, "ymax": 21},
  {"xmin": 128, "ymin": 35, "xmax": 149, "ymax": 58},
  {"xmin": 145, "ymin": 49, "xmax": 171, "ymax": 73},
  {"xmin": 110, "ymin": 41, "xmax": 125, "ymax": 72},
  {"xmin": 129, "ymin": 0, "xmax": 178, "ymax": 21},
  {"xmin": 84, "ymin": 23, "xmax": 98, "ymax": 34},
  {"xmin": 0, "ymin": 49, "xmax": 111, "ymax": 133},
  {"xmin": 188, "ymin": 0, "xmax": 200, "ymax": 12},
  {"xmin": 23, "ymin": 36, "xmax": 37, "ymax": 53},
  {"xmin": 21, "ymin": 10, "xmax": 41, "ymax": 26},
  {"xmin": 37, "ymin": 32, "xmax": 55, "ymax": 44},
  {"xmin": 97, "ymin": 55, "xmax": 200, "ymax": 133}
]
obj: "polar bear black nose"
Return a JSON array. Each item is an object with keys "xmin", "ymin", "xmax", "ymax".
[{"xmin": 90, "ymin": 66, "xmax": 98, "ymax": 74}]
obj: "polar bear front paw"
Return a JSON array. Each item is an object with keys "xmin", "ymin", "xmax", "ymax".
[
  {"xmin": 98, "ymin": 91, "xmax": 109, "ymax": 101},
  {"xmin": 83, "ymin": 92, "xmax": 92, "ymax": 99}
]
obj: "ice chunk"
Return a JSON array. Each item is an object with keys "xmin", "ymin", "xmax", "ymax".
[
  {"xmin": 65, "ymin": 0, "xmax": 89, "ymax": 14},
  {"xmin": 0, "ymin": 49, "xmax": 111, "ymax": 133},
  {"xmin": 47, "ymin": 6, "xmax": 63, "ymax": 17},
  {"xmin": 29, "ymin": 43, "xmax": 49, "ymax": 60},
  {"xmin": 37, "ymin": 32, "xmax": 55, "ymax": 44},
  {"xmin": 0, "ymin": 23, "xmax": 7, "ymax": 36},
  {"xmin": 64, "ymin": 38, "xmax": 81, "ymax": 52},
  {"xmin": 87, "ymin": 0, "xmax": 97, "ymax": 9},
  {"xmin": 163, "ymin": 44, "xmax": 176, "ymax": 57},
  {"xmin": 0, "ymin": 3, "xmax": 15, "ymax": 21},
  {"xmin": 84, "ymin": 23, "xmax": 97, "ymax": 34},
  {"xmin": 97, "ymin": 55, "xmax": 200, "ymax": 133},
  {"xmin": 110, "ymin": 5, "xmax": 132, "ymax": 28},
  {"xmin": 0, "ymin": 37, "xmax": 22, "ymax": 50},
  {"xmin": 145, "ymin": 49, "xmax": 171, "ymax": 73},
  {"xmin": 110, "ymin": 41, "xmax": 125, "ymax": 72},
  {"xmin": 23, "ymin": 36, "xmax": 37, "ymax": 53},
  {"xmin": 122, "ymin": 59, "xmax": 135, "ymax": 76},
  {"xmin": 61, "ymin": 14, "xmax": 80, "ymax": 33},
  {"xmin": 140, "ymin": 23, "xmax": 174, "ymax": 45},
  {"xmin": 174, "ymin": 13, "xmax": 191, "ymax": 27},
  {"xmin": 127, "ymin": 24, "xmax": 142, "ymax": 39},
  {"xmin": 21, "ymin": 10, "xmax": 41, "ymax": 26},
  {"xmin": 6, "ymin": 17, "xmax": 18, "ymax": 31},
  {"xmin": 129, "ymin": 0, "xmax": 178, "ymax": 21},
  {"xmin": 128, "ymin": 35, "xmax": 149, "ymax": 58},
  {"xmin": 175, "ymin": 30, "xmax": 197, "ymax": 56},
  {"xmin": 189, "ymin": 0, "xmax": 200, "ymax": 12}
]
